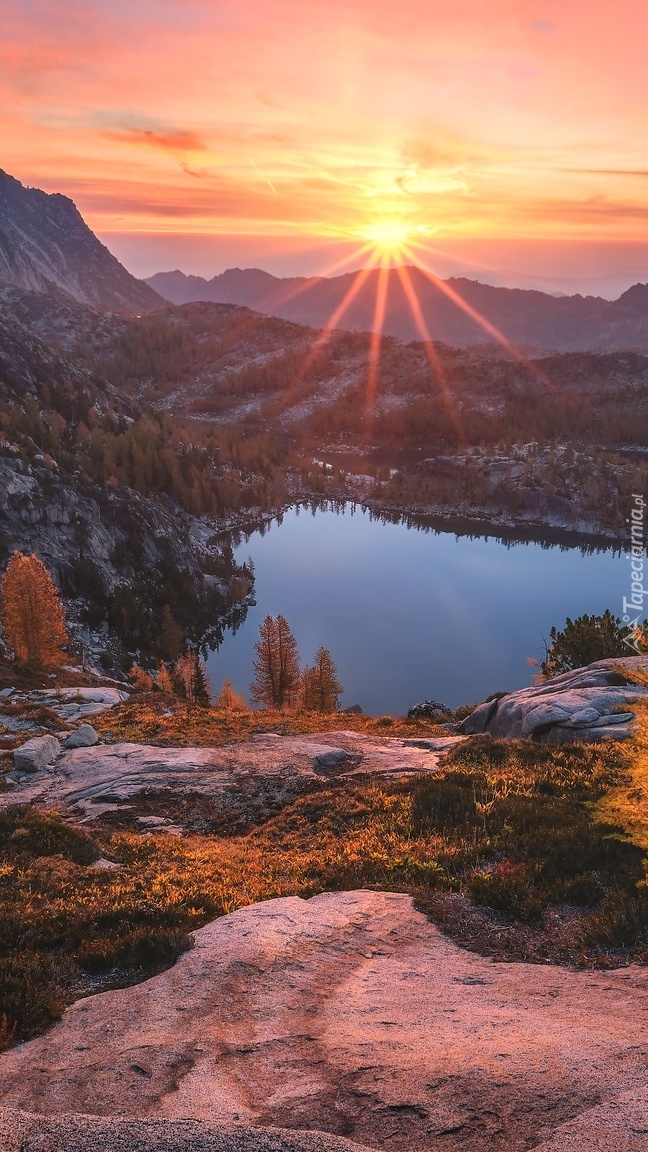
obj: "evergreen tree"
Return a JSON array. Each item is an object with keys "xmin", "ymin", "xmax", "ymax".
[
  {"xmin": 0, "ymin": 552, "xmax": 68, "ymax": 669},
  {"xmin": 541, "ymin": 609, "xmax": 648, "ymax": 677},
  {"xmin": 302, "ymin": 647, "xmax": 343, "ymax": 712},
  {"xmin": 173, "ymin": 650, "xmax": 212, "ymax": 706},
  {"xmin": 250, "ymin": 614, "xmax": 301, "ymax": 709},
  {"xmin": 157, "ymin": 604, "xmax": 185, "ymax": 661}
]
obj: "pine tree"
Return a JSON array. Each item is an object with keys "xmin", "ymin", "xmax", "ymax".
[
  {"xmin": 541, "ymin": 610, "xmax": 648, "ymax": 677},
  {"xmin": 302, "ymin": 647, "xmax": 343, "ymax": 712},
  {"xmin": 214, "ymin": 677, "xmax": 247, "ymax": 711},
  {"xmin": 250, "ymin": 614, "xmax": 301, "ymax": 709},
  {"xmin": 0, "ymin": 551, "xmax": 68, "ymax": 669},
  {"xmin": 173, "ymin": 650, "xmax": 212, "ymax": 706},
  {"xmin": 157, "ymin": 604, "xmax": 185, "ymax": 661}
]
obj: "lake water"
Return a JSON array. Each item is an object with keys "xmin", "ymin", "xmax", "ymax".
[{"xmin": 207, "ymin": 504, "xmax": 625, "ymax": 715}]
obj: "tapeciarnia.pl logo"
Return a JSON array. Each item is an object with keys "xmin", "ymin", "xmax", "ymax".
[{"xmin": 622, "ymin": 493, "xmax": 646, "ymax": 653}]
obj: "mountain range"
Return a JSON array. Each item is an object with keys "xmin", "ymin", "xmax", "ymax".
[
  {"xmin": 147, "ymin": 266, "xmax": 648, "ymax": 353},
  {"xmin": 0, "ymin": 166, "xmax": 646, "ymax": 352},
  {"xmin": 0, "ymin": 170, "xmax": 161, "ymax": 313}
]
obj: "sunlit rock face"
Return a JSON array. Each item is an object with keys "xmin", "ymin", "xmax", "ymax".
[
  {"xmin": 0, "ymin": 169, "xmax": 161, "ymax": 312},
  {"xmin": 1, "ymin": 891, "xmax": 647, "ymax": 1152},
  {"xmin": 457, "ymin": 657, "xmax": 648, "ymax": 743},
  {"xmin": 0, "ymin": 730, "xmax": 460, "ymax": 823}
]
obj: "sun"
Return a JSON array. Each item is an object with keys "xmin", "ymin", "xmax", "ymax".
[{"xmin": 354, "ymin": 219, "xmax": 433, "ymax": 263}]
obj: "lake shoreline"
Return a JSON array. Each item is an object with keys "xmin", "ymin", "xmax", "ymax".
[{"xmin": 210, "ymin": 493, "xmax": 623, "ymax": 554}]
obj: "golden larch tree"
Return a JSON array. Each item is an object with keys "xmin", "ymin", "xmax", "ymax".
[
  {"xmin": 302, "ymin": 647, "xmax": 343, "ymax": 712},
  {"xmin": 250, "ymin": 614, "xmax": 301, "ymax": 709},
  {"xmin": 173, "ymin": 649, "xmax": 212, "ymax": 706},
  {"xmin": 0, "ymin": 551, "xmax": 68, "ymax": 669},
  {"xmin": 214, "ymin": 677, "xmax": 248, "ymax": 711}
]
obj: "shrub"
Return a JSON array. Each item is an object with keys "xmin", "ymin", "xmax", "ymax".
[
  {"xmin": 411, "ymin": 771, "xmax": 485, "ymax": 833},
  {"xmin": 0, "ymin": 953, "xmax": 70, "ymax": 1042},
  {"xmin": 77, "ymin": 926, "xmax": 193, "ymax": 972},
  {"xmin": 0, "ymin": 807, "xmax": 100, "ymax": 865}
]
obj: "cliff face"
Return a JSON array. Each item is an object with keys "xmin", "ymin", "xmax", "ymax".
[{"xmin": 0, "ymin": 170, "xmax": 162, "ymax": 313}]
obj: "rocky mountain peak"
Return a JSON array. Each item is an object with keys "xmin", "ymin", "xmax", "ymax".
[{"xmin": 0, "ymin": 169, "xmax": 162, "ymax": 314}]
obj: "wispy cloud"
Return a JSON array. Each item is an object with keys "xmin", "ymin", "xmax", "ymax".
[{"xmin": 1, "ymin": 0, "xmax": 647, "ymax": 247}]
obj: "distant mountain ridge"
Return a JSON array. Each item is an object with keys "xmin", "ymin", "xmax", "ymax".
[
  {"xmin": 0, "ymin": 170, "xmax": 161, "ymax": 313},
  {"xmin": 147, "ymin": 266, "xmax": 648, "ymax": 352}
]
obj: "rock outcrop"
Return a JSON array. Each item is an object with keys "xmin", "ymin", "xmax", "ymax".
[
  {"xmin": 0, "ymin": 732, "xmax": 460, "ymax": 823},
  {"xmin": 457, "ymin": 656, "xmax": 648, "ymax": 742},
  {"xmin": 1, "ymin": 892, "xmax": 647, "ymax": 1152},
  {"xmin": 0, "ymin": 1110, "xmax": 373, "ymax": 1152}
]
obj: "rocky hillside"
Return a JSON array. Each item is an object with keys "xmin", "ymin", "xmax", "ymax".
[
  {"xmin": 2, "ymin": 283, "xmax": 648, "ymax": 546},
  {"xmin": 0, "ymin": 292, "xmax": 252, "ymax": 663},
  {"xmin": 147, "ymin": 265, "xmax": 648, "ymax": 353},
  {"xmin": 0, "ymin": 170, "xmax": 162, "ymax": 313}
]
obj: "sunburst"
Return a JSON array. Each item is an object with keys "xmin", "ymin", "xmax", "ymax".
[
  {"xmin": 356, "ymin": 220, "xmax": 432, "ymax": 264},
  {"xmin": 274, "ymin": 217, "xmax": 553, "ymax": 454}
]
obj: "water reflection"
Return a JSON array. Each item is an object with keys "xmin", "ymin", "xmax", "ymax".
[{"xmin": 207, "ymin": 502, "xmax": 624, "ymax": 714}]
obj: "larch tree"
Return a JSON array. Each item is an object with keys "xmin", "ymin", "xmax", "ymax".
[
  {"xmin": 214, "ymin": 677, "xmax": 248, "ymax": 711},
  {"xmin": 155, "ymin": 661, "xmax": 175, "ymax": 694},
  {"xmin": 173, "ymin": 650, "xmax": 212, "ymax": 706},
  {"xmin": 0, "ymin": 551, "xmax": 68, "ymax": 669},
  {"xmin": 250, "ymin": 614, "xmax": 301, "ymax": 709},
  {"xmin": 128, "ymin": 664, "xmax": 154, "ymax": 692},
  {"xmin": 302, "ymin": 647, "xmax": 343, "ymax": 712}
]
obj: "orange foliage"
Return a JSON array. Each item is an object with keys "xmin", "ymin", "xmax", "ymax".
[{"xmin": 0, "ymin": 552, "xmax": 68, "ymax": 669}]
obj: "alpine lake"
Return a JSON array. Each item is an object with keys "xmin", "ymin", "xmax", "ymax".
[{"xmin": 207, "ymin": 503, "xmax": 627, "ymax": 716}]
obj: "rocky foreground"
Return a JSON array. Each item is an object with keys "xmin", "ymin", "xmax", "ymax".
[
  {"xmin": 1, "ymin": 892, "xmax": 648, "ymax": 1152},
  {"xmin": 2, "ymin": 661, "xmax": 648, "ymax": 1149}
]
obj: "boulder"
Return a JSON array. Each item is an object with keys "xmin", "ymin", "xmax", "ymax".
[
  {"xmin": 13, "ymin": 735, "xmax": 60, "ymax": 773},
  {"xmin": 64, "ymin": 723, "xmax": 99, "ymax": 749},
  {"xmin": 406, "ymin": 699, "xmax": 453, "ymax": 721},
  {"xmin": 311, "ymin": 746, "xmax": 352, "ymax": 774},
  {"xmin": 457, "ymin": 657, "xmax": 648, "ymax": 743}
]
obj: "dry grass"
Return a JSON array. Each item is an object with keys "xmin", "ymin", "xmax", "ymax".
[
  {"xmin": 2, "ymin": 693, "xmax": 648, "ymax": 1052},
  {"xmin": 93, "ymin": 698, "xmax": 448, "ymax": 746},
  {"xmin": 595, "ymin": 700, "xmax": 648, "ymax": 849},
  {"xmin": 1, "ymin": 731, "xmax": 647, "ymax": 1050}
]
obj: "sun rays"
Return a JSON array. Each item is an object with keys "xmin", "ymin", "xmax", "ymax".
[{"xmin": 275, "ymin": 220, "xmax": 555, "ymax": 449}]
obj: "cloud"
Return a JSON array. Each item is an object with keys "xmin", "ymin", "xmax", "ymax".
[
  {"xmin": 101, "ymin": 126, "xmax": 207, "ymax": 154},
  {"xmin": 556, "ymin": 168, "xmax": 648, "ymax": 179}
]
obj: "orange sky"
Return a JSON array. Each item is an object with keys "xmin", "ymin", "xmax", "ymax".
[{"xmin": 2, "ymin": 0, "xmax": 648, "ymax": 286}]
